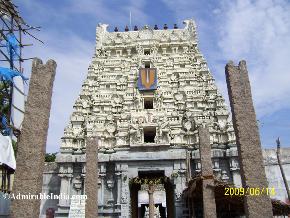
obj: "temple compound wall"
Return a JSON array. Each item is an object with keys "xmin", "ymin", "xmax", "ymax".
[
  {"xmin": 263, "ymin": 148, "xmax": 290, "ymax": 202},
  {"xmin": 40, "ymin": 149, "xmax": 290, "ymax": 217},
  {"xmin": 39, "ymin": 19, "xmax": 289, "ymax": 217}
]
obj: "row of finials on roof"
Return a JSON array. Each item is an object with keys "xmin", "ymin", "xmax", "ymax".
[{"xmin": 114, "ymin": 24, "xmax": 179, "ymax": 32}]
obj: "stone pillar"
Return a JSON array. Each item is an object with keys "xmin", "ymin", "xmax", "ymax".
[
  {"xmin": 225, "ymin": 60, "xmax": 273, "ymax": 217},
  {"xmin": 120, "ymin": 164, "xmax": 130, "ymax": 218},
  {"xmin": 232, "ymin": 170, "xmax": 242, "ymax": 187},
  {"xmin": 148, "ymin": 185, "xmax": 155, "ymax": 218},
  {"xmin": 116, "ymin": 172, "xmax": 122, "ymax": 204},
  {"xmin": 10, "ymin": 58, "xmax": 56, "ymax": 218},
  {"xmin": 173, "ymin": 161, "xmax": 186, "ymax": 217},
  {"xmin": 198, "ymin": 126, "xmax": 217, "ymax": 218},
  {"xmin": 82, "ymin": 174, "xmax": 86, "ymax": 194},
  {"xmin": 58, "ymin": 175, "xmax": 72, "ymax": 206},
  {"xmin": 85, "ymin": 137, "xmax": 98, "ymax": 218},
  {"xmin": 100, "ymin": 174, "xmax": 105, "ymax": 205},
  {"xmin": 191, "ymin": 197, "xmax": 196, "ymax": 218}
]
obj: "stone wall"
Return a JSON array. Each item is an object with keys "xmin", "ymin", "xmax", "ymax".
[
  {"xmin": 263, "ymin": 148, "xmax": 290, "ymax": 203},
  {"xmin": 39, "ymin": 147, "xmax": 290, "ymax": 217},
  {"xmin": 39, "ymin": 162, "xmax": 60, "ymax": 218}
]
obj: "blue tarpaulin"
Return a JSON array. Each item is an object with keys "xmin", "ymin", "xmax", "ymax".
[
  {"xmin": 6, "ymin": 33, "xmax": 19, "ymax": 61},
  {"xmin": 1, "ymin": 115, "xmax": 11, "ymax": 135},
  {"xmin": 0, "ymin": 67, "xmax": 28, "ymax": 83}
]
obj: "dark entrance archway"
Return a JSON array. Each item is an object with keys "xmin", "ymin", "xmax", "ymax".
[{"xmin": 130, "ymin": 170, "xmax": 175, "ymax": 218}]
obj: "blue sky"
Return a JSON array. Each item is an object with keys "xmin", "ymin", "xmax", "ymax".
[{"xmin": 14, "ymin": 0, "xmax": 290, "ymax": 152}]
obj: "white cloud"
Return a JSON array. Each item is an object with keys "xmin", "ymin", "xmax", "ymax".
[
  {"xmin": 14, "ymin": 0, "xmax": 290, "ymax": 151},
  {"xmin": 217, "ymin": 0, "xmax": 290, "ymax": 116},
  {"xmin": 162, "ymin": 0, "xmax": 290, "ymax": 117},
  {"xmin": 21, "ymin": 33, "xmax": 94, "ymax": 153},
  {"xmin": 65, "ymin": 0, "xmax": 149, "ymax": 29},
  {"xmin": 14, "ymin": 0, "xmax": 150, "ymax": 152}
]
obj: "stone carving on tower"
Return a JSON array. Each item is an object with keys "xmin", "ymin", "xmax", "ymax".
[{"xmin": 60, "ymin": 19, "xmax": 236, "ymax": 149}]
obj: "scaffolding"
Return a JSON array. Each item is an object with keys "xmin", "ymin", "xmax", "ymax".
[{"xmin": 0, "ymin": 0, "xmax": 42, "ymax": 193}]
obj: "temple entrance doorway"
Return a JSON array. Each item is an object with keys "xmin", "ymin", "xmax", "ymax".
[{"xmin": 130, "ymin": 170, "xmax": 175, "ymax": 218}]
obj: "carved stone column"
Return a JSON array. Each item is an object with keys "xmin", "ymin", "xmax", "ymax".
[
  {"xmin": 73, "ymin": 175, "xmax": 83, "ymax": 195},
  {"xmin": 81, "ymin": 167, "xmax": 86, "ymax": 194},
  {"xmin": 230, "ymin": 157, "xmax": 242, "ymax": 187},
  {"xmin": 148, "ymin": 185, "xmax": 155, "ymax": 218},
  {"xmin": 58, "ymin": 174, "xmax": 73, "ymax": 206},
  {"xmin": 225, "ymin": 60, "xmax": 273, "ymax": 217},
  {"xmin": 231, "ymin": 169, "xmax": 242, "ymax": 187},
  {"xmin": 120, "ymin": 168, "xmax": 130, "ymax": 218},
  {"xmin": 106, "ymin": 176, "xmax": 115, "ymax": 204},
  {"xmin": 116, "ymin": 172, "xmax": 122, "ymax": 204},
  {"xmin": 10, "ymin": 59, "xmax": 57, "ymax": 218},
  {"xmin": 85, "ymin": 137, "xmax": 98, "ymax": 218},
  {"xmin": 227, "ymin": 147, "xmax": 242, "ymax": 187},
  {"xmin": 198, "ymin": 126, "xmax": 217, "ymax": 218},
  {"xmin": 173, "ymin": 169, "xmax": 186, "ymax": 217},
  {"xmin": 99, "ymin": 173, "xmax": 106, "ymax": 206}
]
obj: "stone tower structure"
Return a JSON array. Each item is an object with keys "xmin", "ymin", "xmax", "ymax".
[{"xmin": 55, "ymin": 19, "xmax": 240, "ymax": 217}]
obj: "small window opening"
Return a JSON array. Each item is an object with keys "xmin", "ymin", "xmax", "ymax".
[
  {"xmin": 144, "ymin": 97, "xmax": 153, "ymax": 109},
  {"xmin": 116, "ymin": 50, "xmax": 122, "ymax": 56},
  {"xmin": 106, "ymin": 84, "xmax": 110, "ymax": 89},
  {"xmin": 144, "ymin": 127, "xmax": 156, "ymax": 143},
  {"xmin": 145, "ymin": 62, "xmax": 150, "ymax": 68},
  {"xmin": 144, "ymin": 49, "xmax": 150, "ymax": 55}
]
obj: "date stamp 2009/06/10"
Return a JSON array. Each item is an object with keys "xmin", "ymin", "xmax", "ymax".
[{"xmin": 224, "ymin": 187, "xmax": 276, "ymax": 197}]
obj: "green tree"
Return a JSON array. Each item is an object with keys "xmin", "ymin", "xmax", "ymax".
[{"xmin": 45, "ymin": 152, "xmax": 57, "ymax": 162}]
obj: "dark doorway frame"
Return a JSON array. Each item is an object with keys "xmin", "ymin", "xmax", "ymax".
[{"xmin": 130, "ymin": 170, "xmax": 175, "ymax": 218}]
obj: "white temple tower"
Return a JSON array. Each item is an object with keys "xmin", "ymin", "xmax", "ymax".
[{"xmin": 55, "ymin": 19, "xmax": 240, "ymax": 218}]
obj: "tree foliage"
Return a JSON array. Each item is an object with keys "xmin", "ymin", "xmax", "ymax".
[{"xmin": 45, "ymin": 153, "xmax": 57, "ymax": 162}]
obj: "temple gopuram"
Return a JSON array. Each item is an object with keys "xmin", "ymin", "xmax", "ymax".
[{"xmin": 39, "ymin": 19, "xmax": 290, "ymax": 218}]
